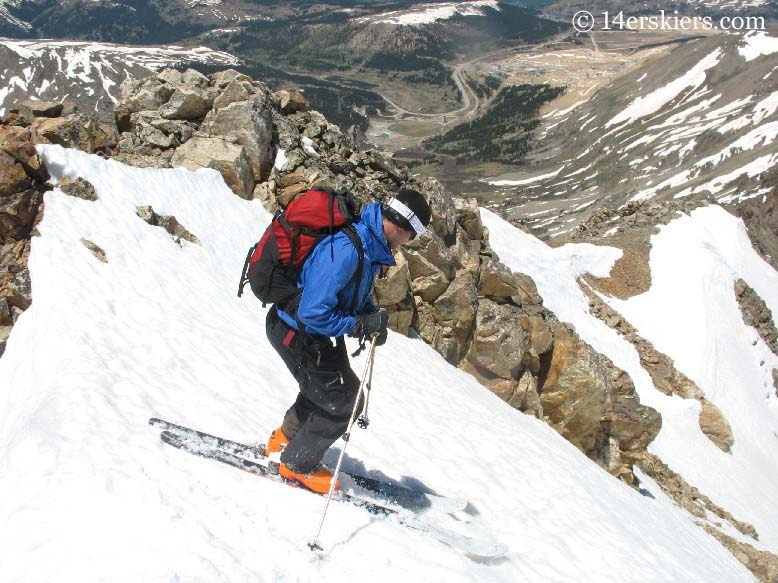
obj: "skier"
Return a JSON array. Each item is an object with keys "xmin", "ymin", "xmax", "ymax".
[{"xmin": 264, "ymin": 188, "xmax": 432, "ymax": 493}]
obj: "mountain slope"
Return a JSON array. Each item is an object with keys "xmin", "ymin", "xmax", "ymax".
[
  {"xmin": 0, "ymin": 145, "xmax": 754, "ymax": 582},
  {"xmin": 490, "ymin": 31, "xmax": 778, "ymax": 241},
  {"xmin": 482, "ymin": 204, "xmax": 778, "ymax": 555},
  {"xmin": 0, "ymin": 38, "xmax": 239, "ymax": 119}
]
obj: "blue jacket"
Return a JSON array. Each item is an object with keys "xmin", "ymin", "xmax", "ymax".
[{"xmin": 277, "ymin": 202, "xmax": 395, "ymax": 337}]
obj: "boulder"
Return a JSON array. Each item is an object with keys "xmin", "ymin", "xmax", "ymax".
[
  {"xmin": 432, "ymin": 271, "xmax": 478, "ymax": 363},
  {"xmin": 181, "ymin": 68, "xmax": 210, "ymax": 88},
  {"xmin": 159, "ymin": 89, "xmax": 211, "ymax": 121},
  {"xmin": 276, "ymin": 89, "xmax": 308, "ymax": 114},
  {"xmin": 59, "ymin": 177, "xmax": 97, "ymax": 201},
  {"xmin": 120, "ymin": 77, "xmax": 175, "ymax": 112},
  {"xmin": 467, "ymin": 299, "xmax": 528, "ymax": 380},
  {"xmin": 541, "ymin": 322, "xmax": 661, "ymax": 481},
  {"xmin": 30, "ymin": 114, "xmax": 104, "ymax": 152},
  {"xmin": 0, "ymin": 239, "xmax": 32, "ymax": 313},
  {"xmin": 699, "ymin": 400, "xmax": 735, "ymax": 452},
  {"xmin": 135, "ymin": 120, "xmax": 175, "ymax": 149},
  {"xmin": 81, "ymin": 239, "xmax": 108, "ymax": 263},
  {"xmin": 204, "ymin": 95, "xmax": 274, "ymax": 182},
  {"xmin": 478, "ymin": 255, "xmax": 523, "ymax": 302},
  {"xmin": 213, "ymin": 79, "xmax": 252, "ymax": 111},
  {"xmin": 157, "ymin": 68, "xmax": 183, "ymax": 86},
  {"xmin": 453, "ymin": 196, "xmax": 484, "ymax": 240},
  {"xmin": 18, "ymin": 100, "xmax": 64, "ymax": 121},
  {"xmin": 404, "ymin": 249, "xmax": 449, "ymax": 302},
  {"xmin": 136, "ymin": 205, "xmax": 200, "ymax": 244},
  {"xmin": 540, "ymin": 322, "xmax": 611, "ymax": 451},
  {"xmin": 210, "ymin": 69, "xmax": 252, "ymax": 89},
  {"xmin": 171, "ymin": 136, "xmax": 254, "ymax": 199},
  {"xmin": 0, "ymin": 126, "xmax": 49, "ymax": 181}
]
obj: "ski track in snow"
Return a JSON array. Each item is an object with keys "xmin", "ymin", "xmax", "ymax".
[{"xmin": 0, "ymin": 146, "xmax": 758, "ymax": 582}]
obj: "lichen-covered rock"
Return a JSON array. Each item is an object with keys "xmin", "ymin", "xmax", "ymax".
[{"xmin": 59, "ymin": 177, "xmax": 97, "ymax": 201}]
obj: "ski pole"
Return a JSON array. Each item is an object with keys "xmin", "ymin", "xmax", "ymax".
[
  {"xmin": 308, "ymin": 334, "xmax": 379, "ymax": 552},
  {"xmin": 357, "ymin": 340, "xmax": 376, "ymax": 429}
]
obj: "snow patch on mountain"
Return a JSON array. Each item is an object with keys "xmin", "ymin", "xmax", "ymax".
[
  {"xmin": 686, "ymin": 0, "xmax": 771, "ymax": 8},
  {"xmin": 606, "ymin": 49, "xmax": 723, "ymax": 128},
  {"xmin": 739, "ymin": 31, "xmax": 778, "ymax": 62},
  {"xmin": 0, "ymin": 0, "xmax": 31, "ymax": 31},
  {"xmin": 355, "ymin": 1, "xmax": 500, "ymax": 26}
]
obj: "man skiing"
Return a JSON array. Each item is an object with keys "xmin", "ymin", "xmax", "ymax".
[{"xmin": 264, "ymin": 188, "xmax": 432, "ymax": 494}]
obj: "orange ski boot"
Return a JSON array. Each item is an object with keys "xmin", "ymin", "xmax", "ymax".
[
  {"xmin": 279, "ymin": 464, "xmax": 340, "ymax": 494},
  {"xmin": 264, "ymin": 427, "xmax": 290, "ymax": 457}
]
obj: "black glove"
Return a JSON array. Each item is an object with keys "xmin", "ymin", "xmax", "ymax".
[{"xmin": 355, "ymin": 308, "xmax": 389, "ymax": 346}]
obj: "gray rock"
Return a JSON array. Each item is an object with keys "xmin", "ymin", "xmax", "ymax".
[
  {"xmin": 213, "ymin": 79, "xmax": 252, "ymax": 111},
  {"xmin": 210, "ymin": 69, "xmax": 252, "ymax": 89},
  {"xmin": 135, "ymin": 120, "xmax": 175, "ymax": 149},
  {"xmin": 181, "ymin": 68, "xmax": 210, "ymax": 88},
  {"xmin": 19, "ymin": 100, "xmax": 64, "ymax": 121},
  {"xmin": 159, "ymin": 89, "xmax": 210, "ymax": 121},
  {"xmin": 157, "ymin": 68, "xmax": 183, "ymax": 86},
  {"xmin": 124, "ymin": 78, "xmax": 175, "ymax": 112},
  {"xmin": 136, "ymin": 205, "xmax": 200, "ymax": 244},
  {"xmin": 81, "ymin": 239, "xmax": 108, "ymax": 263},
  {"xmin": 468, "ymin": 299, "xmax": 528, "ymax": 380},
  {"xmin": 59, "ymin": 177, "xmax": 97, "ymax": 201}
]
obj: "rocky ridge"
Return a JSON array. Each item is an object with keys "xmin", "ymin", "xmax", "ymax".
[{"xmin": 572, "ymin": 197, "xmax": 778, "ymax": 580}]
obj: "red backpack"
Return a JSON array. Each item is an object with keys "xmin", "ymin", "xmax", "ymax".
[{"xmin": 238, "ymin": 187, "xmax": 364, "ymax": 312}]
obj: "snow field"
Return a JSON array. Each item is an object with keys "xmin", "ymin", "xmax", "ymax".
[{"xmin": 0, "ymin": 147, "xmax": 757, "ymax": 582}]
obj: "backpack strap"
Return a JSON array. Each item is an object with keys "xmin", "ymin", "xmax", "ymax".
[
  {"xmin": 237, "ymin": 241, "xmax": 259, "ymax": 297},
  {"xmin": 341, "ymin": 225, "xmax": 365, "ymax": 315}
]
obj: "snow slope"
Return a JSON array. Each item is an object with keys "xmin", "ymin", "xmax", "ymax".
[
  {"xmin": 0, "ymin": 146, "xmax": 756, "ymax": 582},
  {"xmin": 482, "ymin": 206, "xmax": 778, "ymax": 554}
]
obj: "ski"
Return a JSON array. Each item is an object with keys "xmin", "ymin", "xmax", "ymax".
[
  {"xmin": 157, "ymin": 430, "xmax": 507, "ymax": 558},
  {"xmin": 149, "ymin": 417, "xmax": 467, "ymax": 514}
]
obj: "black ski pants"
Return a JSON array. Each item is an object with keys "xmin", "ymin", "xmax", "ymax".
[{"xmin": 265, "ymin": 305, "xmax": 363, "ymax": 473}]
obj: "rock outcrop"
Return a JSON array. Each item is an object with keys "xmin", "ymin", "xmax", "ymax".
[
  {"xmin": 0, "ymin": 120, "xmax": 49, "ymax": 356},
  {"xmin": 735, "ymin": 278, "xmax": 778, "ymax": 358}
]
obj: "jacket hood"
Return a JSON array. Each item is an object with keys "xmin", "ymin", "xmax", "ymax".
[{"xmin": 359, "ymin": 202, "xmax": 395, "ymax": 267}]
